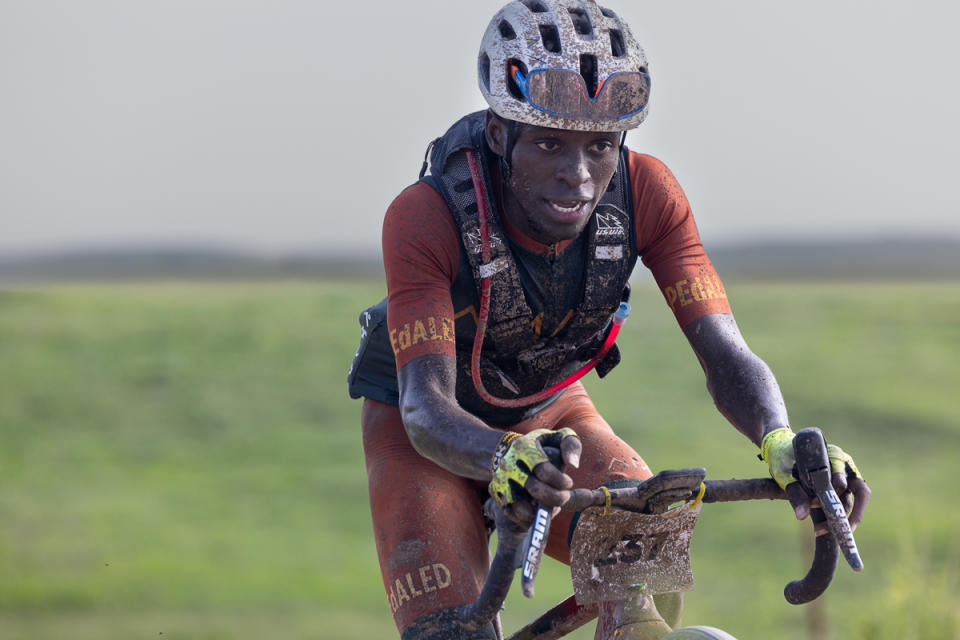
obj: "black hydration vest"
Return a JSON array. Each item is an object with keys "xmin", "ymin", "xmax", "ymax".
[{"xmin": 348, "ymin": 111, "xmax": 638, "ymax": 423}]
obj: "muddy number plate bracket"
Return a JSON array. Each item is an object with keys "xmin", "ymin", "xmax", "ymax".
[{"xmin": 570, "ymin": 503, "xmax": 701, "ymax": 604}]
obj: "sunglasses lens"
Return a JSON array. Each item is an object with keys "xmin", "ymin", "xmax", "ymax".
[
  {"xmin": 523, "ymin": 69, "xmax": 649, "ymax": 121},
  {"xmin": 594, "ymin": 73, "xmax": 649, "ymax": 118}
]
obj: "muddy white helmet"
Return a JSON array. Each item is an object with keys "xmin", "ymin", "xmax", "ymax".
[{"xmin": 478, "ymin": 0, "xmax": 650, "ymax": 132}]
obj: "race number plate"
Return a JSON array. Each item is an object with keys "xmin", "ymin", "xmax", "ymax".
[{"xmin": 570, "ymin": 503, "xmax": 701, "ymax": 604}]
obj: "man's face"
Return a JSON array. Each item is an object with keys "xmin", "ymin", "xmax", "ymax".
[{"xmin": 491, "ymin": 120, "xmax": 622, "ymax": 245}]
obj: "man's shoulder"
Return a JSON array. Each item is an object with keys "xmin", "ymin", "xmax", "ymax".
[
  {"xmin": 625, "ymin": 150, "xmax": 674, "ymax": 178},
  {"xmin": 386, "ymin": 180, "xmax": 454, "ymax": 225},
  {"xmin": 624, "ymin": 150, "xmax": 688, "ymax": 207},
  {"xmin": 382, "ymin": 180, "xmax": 462, "ymax": 281}
]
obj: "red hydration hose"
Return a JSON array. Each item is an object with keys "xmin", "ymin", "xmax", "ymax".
[{"xmin": 464, "ymin": 149, "xmax": 630, "ymax": 409}]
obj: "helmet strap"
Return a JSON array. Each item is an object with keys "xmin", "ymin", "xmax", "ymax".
[
  {"xmin": 498, "ymin": 155, "xmax": 512, "ymax": 182},
  {"xmin": 499, "ymin": 118, "xmax": 519, "ymax": 181}
]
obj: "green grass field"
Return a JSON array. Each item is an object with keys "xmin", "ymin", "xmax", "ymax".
[{"xmin": 0, "ymin": 279, "xmax": 957, "ymax": 639}]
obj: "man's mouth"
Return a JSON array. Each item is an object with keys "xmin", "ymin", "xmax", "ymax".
[{"xmin": 545, "ymin": 199, "xmax": 591, "ymax": 217}]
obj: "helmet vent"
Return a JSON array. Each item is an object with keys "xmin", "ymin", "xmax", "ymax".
[
  {"xmin": 506, "ymin": 59, "xmax": 529, "ymax": 101},
  {"xmin": 568, "ymin": 7, "xmax": 593, "ymax": 38},
  {"xmin": 609, "ymin": 29, "xmax": 626, "ymax": 57},
  {"xmin": 580, "ymin": 54, "xmax": 599, "ymax": 97},
  {"xmin": 498, "ymin": 20, "xmax": 517, "ymax": 40},
  {"xmin": 600, "ymin": 7, "xmax": 617, "ymax": 19},
  {"xmin": 479, "ymin": 53, "xmax": 492, "ymax": 92},
  {"xmin": 519, "ymin": 0, "xmax": 548, "ymax": 13},
  {"xmin": 539, "ymin": 24, "xmax": 561, "ymax": 54}
]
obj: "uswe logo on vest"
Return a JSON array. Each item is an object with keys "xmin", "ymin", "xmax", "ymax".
[{"xmin": 595, "ymin": 206, "xmax": 626, "ymax": 238}]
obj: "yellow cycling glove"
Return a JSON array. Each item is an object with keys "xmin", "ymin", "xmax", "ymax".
[
  {"xmin": 760, "ymin": 427, "xmax": 797, "ymax": 490},
  {"xmin": 760, "ymin": 427, "xmax": 865, "ymax": 490},
  {"xmin": 489, "ymin": 427, "xmax": 578, "ymax": 508},
  {"xmin": 827, "ymin": 443, "xmax": 863, "ymax": 480}
]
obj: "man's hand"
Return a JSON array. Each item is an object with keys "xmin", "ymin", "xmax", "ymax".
[
  {"xmin": 761, "ymin": 427, "xmax": 871, "ymax": 535},
  {"xmin": 489, "ymin": 428, "xmax": 582, "ymax": 526}
]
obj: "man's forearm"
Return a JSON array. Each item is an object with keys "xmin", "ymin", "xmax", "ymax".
[
  {"xmin": 683, "ymin": 313, "xmax": 789, "ymax": 446},
  {"xmin": 398, "ymin": 354, "xmax": 505, "ymax": 480}
]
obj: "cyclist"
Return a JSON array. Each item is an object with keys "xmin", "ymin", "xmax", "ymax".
[{"xmin": 348, "ymin": 1, "xmax": 870, "ymax": 638}]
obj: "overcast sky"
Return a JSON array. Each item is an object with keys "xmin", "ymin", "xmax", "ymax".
[{"xmin": 1, "ymin": 0, "xmax": 957, "ymax": 256}]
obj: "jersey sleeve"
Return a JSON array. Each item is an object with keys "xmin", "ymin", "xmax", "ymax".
[
  {"xmin": 628, "ymin": 152, "xmax": 732, "ymax": 327},
  {"xmin": 382, "ymin": 181, "xmax": 461, "ymax": 369}
]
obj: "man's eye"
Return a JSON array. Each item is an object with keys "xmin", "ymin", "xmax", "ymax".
[
  {"xmin": 590, "ymin": 141, "xmax": 614, "ymax": 153},
  {"xmin": 536, "ymin": 141, "xmax": 559, "ymax": 152}
]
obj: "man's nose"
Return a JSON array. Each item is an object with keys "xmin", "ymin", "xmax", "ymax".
[{"xmin": 555, "ymin": 149, "xmax": 590, "ymax": 188}]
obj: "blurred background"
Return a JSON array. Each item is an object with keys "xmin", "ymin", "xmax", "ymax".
[{"xmin": 1, "ymin": 1, "xmax": 957, "ymax": 638}]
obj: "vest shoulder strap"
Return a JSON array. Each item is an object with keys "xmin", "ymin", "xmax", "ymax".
[{"xmin": 426, "ymin": 112, "xmax": 538, "ymax": 351}]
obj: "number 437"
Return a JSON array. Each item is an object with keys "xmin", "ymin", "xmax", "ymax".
[{"xmin": 594, "ymin": 532, "xmax": 670, "ymax": 567}]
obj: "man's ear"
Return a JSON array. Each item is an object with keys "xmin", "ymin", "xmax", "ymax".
[{"xmin": 485, "ymin": 111, "xmax": 506, "ymax": 157}]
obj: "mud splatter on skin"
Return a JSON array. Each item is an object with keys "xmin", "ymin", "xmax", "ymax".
[
  {"xmin": 681, "ymin": 314, "xmax": 789, "ymax": 447},
  {"xmin": 389, "ymin": 538, "xmax": 426, "ymax": 572}
]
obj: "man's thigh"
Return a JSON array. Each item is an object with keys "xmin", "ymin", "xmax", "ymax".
[{"xmin": 361, "ymin": 399, "xmax": 493, "ymax": 635}]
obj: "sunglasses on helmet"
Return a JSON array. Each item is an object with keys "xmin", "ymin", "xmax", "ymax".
[{"xmin": 512, "ymin": 66, "xmax": 650, "ymax": 122}]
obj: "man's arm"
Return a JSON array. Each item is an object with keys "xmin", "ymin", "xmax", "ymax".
[
  {"xmin": 681, "ymin": 313, "xmax": 789, "ymax": 446},
  {"xmin": 397, "ymin": 354, "xmax": 504, "ymax": 481},
  {"xmin": 626, "ymin": 153, "xmax": 868, "ymax": 528},
  {"xmin": 397, "ymin": 353, "xmax": 580, "ymax": 524},
  {"xmin": 683, "ymin": 312, "xmax": 871, "ymax": 530}
]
